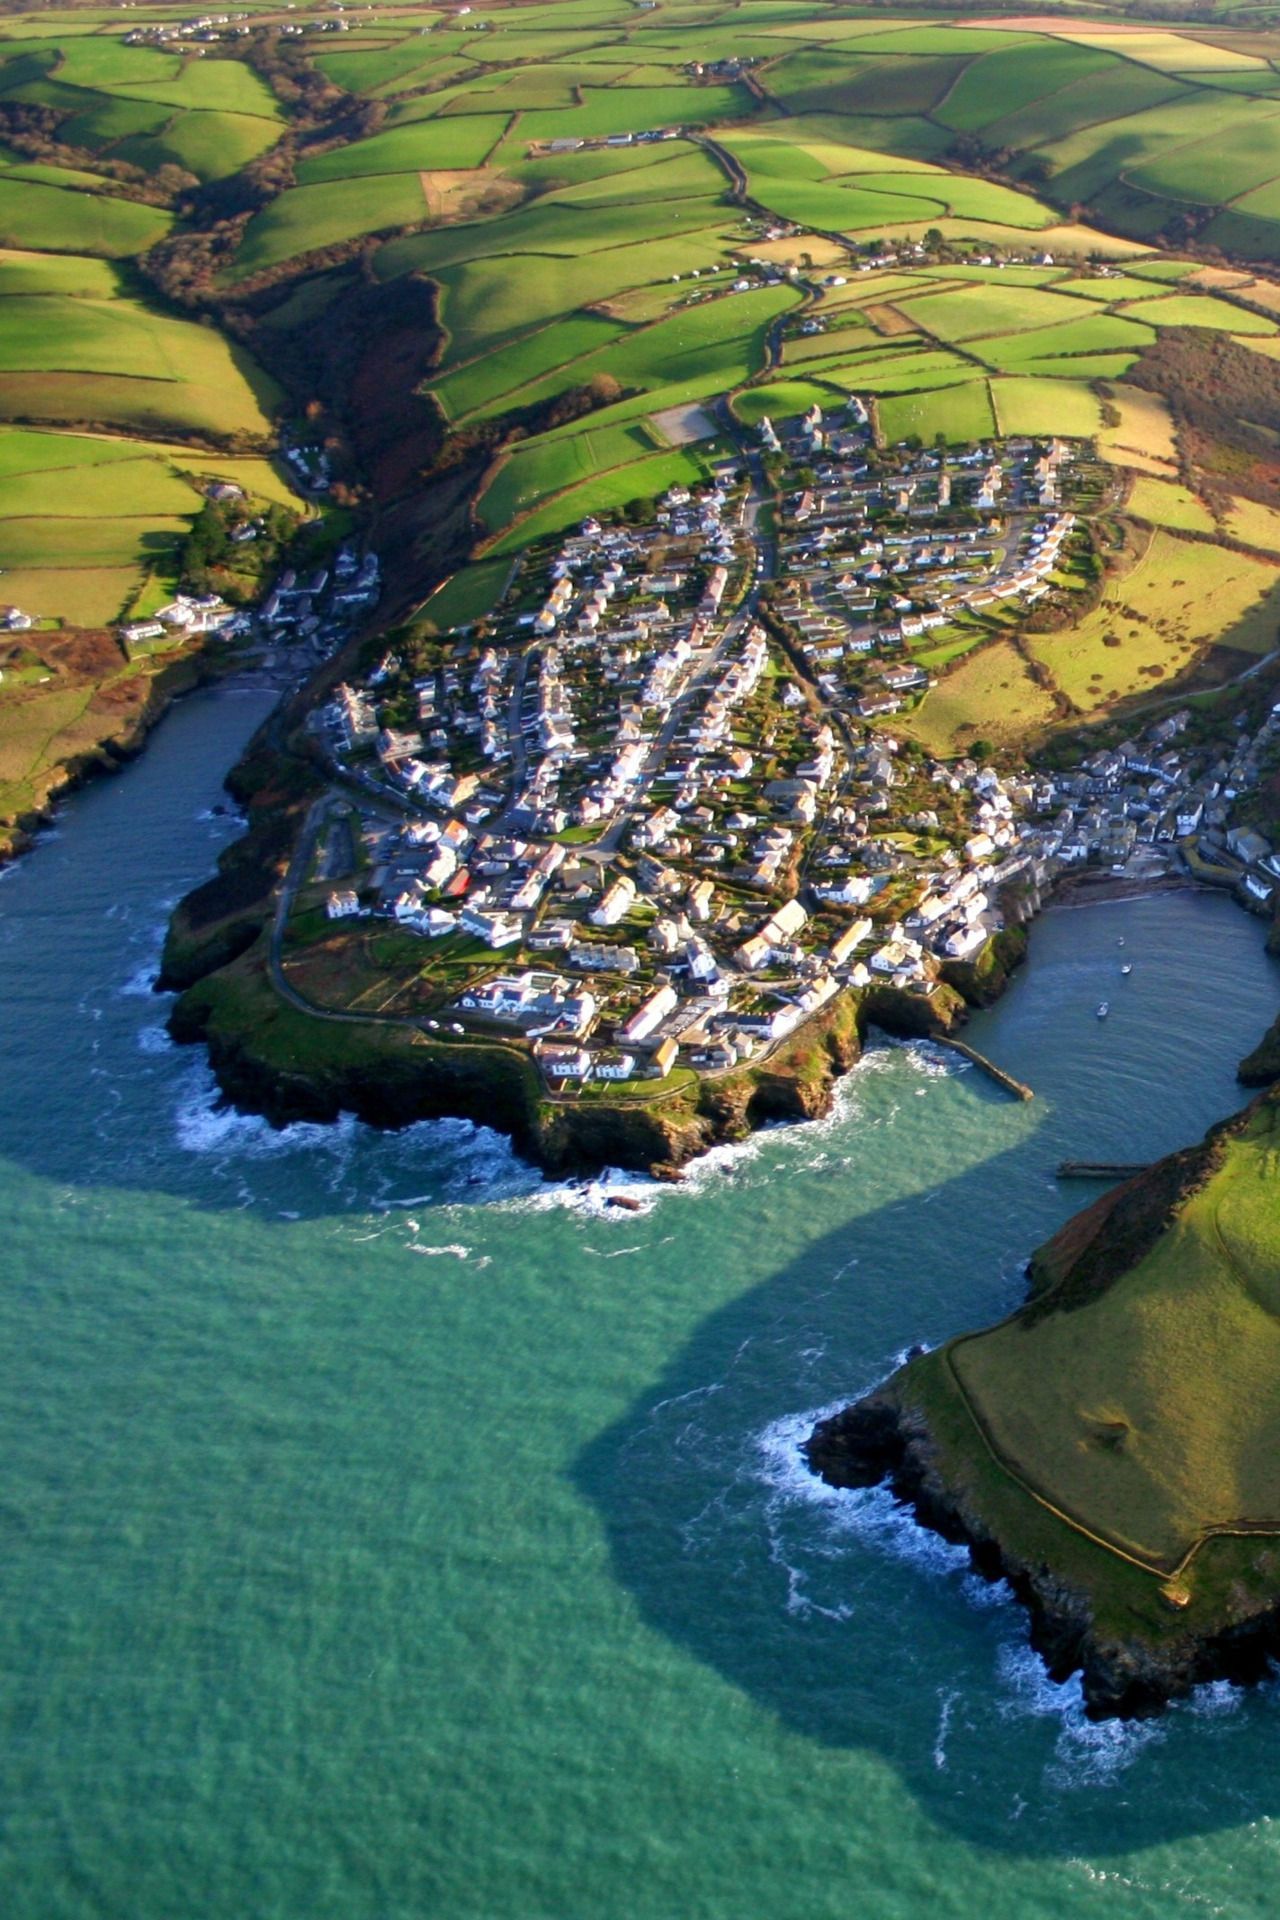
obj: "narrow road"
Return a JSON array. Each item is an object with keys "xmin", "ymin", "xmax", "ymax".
[{"xmin": 590, "ymin": 460, "xmax": 774, "ymax": 859}]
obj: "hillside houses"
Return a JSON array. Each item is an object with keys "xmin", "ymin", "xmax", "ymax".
[{"xmin": 292, "ymin": 416, "xmax": 1278, "ymax": 1105}]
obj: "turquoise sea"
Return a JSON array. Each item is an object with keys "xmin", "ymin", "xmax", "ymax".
[{"xmin": 5, "ymin": 689, "xmax": 1280, "ymax": 1919}]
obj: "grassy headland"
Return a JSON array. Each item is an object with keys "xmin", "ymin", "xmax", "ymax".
[{"xmin": 809, "ymin": 1083, "xmax": 1280, "ymax": 1715}]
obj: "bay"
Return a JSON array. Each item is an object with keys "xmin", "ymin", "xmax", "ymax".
[{"xmin": 2, "ymin": 690, "xmax": 1280, "ymax": 1918}]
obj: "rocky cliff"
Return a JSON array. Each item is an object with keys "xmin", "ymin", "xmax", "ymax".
[
  {"xmin": 806, "ymin": 1373, "xmax": 1280, "ymax": 1719},
  {"xmin": 806, "ymin": 1082, "xmax": 1280, "ymax": 1719},
  {"xmin": 167, "ymin": 935, "xmax": 969, "ymax": 1181}
]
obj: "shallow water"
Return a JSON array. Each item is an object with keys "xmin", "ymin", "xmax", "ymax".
[{"xmin": 3, "ymin": 691, "xmax": 1280, "ymax": 1918}]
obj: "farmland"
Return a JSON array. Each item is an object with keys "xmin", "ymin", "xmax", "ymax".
[
  {"xmin": 0, "ymin": 232, "xmax": 283, "ymax": 627},
  {"xmin": 3, "ymin": 0, "xmax": 1280, "ymax": 788},
  {"xmin": 1024, "ymin": 532, "xmax": 1280, "ymax": 718}
]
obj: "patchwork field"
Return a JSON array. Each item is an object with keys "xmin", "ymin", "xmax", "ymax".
[
  {"xmin": 4, "ymin": 0, "xmax": 1280, "ymax": 772},
  {"xmin": 0, "ymin": 260, "xmax": 284, "ymax": 631},
  {"xmin": 0, "ymin": 10, "xmax": 296, "ymax": 639},
  {"xmin": 0, "ymin": 429, "xmax": 300, "ymax": 625}
]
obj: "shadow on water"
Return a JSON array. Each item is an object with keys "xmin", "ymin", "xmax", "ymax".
[
  {"xmin": 572, "ymin": 1136, "xmax": 1280, "ymax": 1858},
  {"xmin": 8, "ymin": 688, "xmax": 1280, "ymax": 1861}
]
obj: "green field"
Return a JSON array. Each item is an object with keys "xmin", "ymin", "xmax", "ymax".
[
  {"xmin": 989, "ymin": 376, "xmax": 1102, "ymax": 438},
  {"xmin": 949, "ymin": 1098, "xmax": 1280, "ymax": 1573},
  {"xmin": 296, "ymin": 116, "xmax": 510, "ymax": 183},
  {"xmin": 902, "ymin": 638, "xmax": 1058, "ymax": 755},
  {"xmin": 1026, "ymin": 531, "xmax": 1280, "ymax": 715},
  {"xmin": 976, "ymin": 314, "xmax": 1156, "ymax": 370},
  {"xmin": 1126, "ymin": 476, "xmax": 1217, "ymax": 534},
  {"xmin": 0, "ymin": 426, "xmax": 300, "ymax": 625},
  {"xmin": 485, "ymin": 445, "xmax": 713, "ymax": 555},
  {"xmin": 232, "ymin": 174, "xmax": 434, "ymax": 276},
  {"xmin": 878, "ymin": 381, "xmax": 996, "ymax": 445},
  {"xmin": 431, "ymin": 313, "xmax": 626, "ymax": 423},
  {"xmin": 0, "ymin": 177, "xmax": 170, "ymax": 256},
  {"xmin": 732, "ymin": 379, "xmax": 844, "ymax": 427},
  {"xmin": 4, "ymin": 0, "xmax": 1280, "ymax": 671},
  {"xmin": 0, "ymin": 288, "xmax": 278, "ymax": 439},
  {"xmin": 477, "ymin": 420, "xmax": 661, "ymax": 530},
  {"xmin": 897, "ymin": 283, "xmax": 1096, "ymax": 343},
  {"xmin": 0, "ymin": 4, "xmax": 299, "ymax": 646},
  {"xmin": 419, "ymin": 556, "xmax": 514, "ymax": 632},
  {"xmin": 1224, "ymin": 496, "xmax": 1280, "ymax": 554}
]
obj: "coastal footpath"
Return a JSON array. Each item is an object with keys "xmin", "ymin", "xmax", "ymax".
[{"xmin": 807, "ymin": 1054, "xmax": 1280, "ymax": 1720}]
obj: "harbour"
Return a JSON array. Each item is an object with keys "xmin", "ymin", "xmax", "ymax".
[{"xmin": 0, "ymin": 691, "xmax": 1279, "ymax": 1917}]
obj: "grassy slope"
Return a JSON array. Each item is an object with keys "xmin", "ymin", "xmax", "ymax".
[{"xmin": 921, "ymin": 1097, "xmax": 1280, "ymax": 1593}]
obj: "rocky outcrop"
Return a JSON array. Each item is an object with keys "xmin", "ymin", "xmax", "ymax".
[
  {"xmin": 1022, "ymin": 1126, "xmax": 1229, "ymax": 1318},
  {"xmin": 940, "ymin": 923, "xmax": 1028, "ymax": 1009},
  {"xmin": 1239, "ymin": 1009, "xmax": 1280, "ymax": 1087},
  {"xmin": 166, "ymin": 929, "xmax": 973, "ymax": 1180},
  {"xmin": 806, "ymin": 1084, "xmax": 1280, "ymax": 1719},
  {"xmin": 806, "ymin": 1378, "xmax": 1280, "ymax": 1719},
  {"xmin": 0, "ymin": 651, "xmax": 203, "ymax": 866}
]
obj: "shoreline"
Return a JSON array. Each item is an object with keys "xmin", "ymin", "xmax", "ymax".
[
  {"xmin": 168, "ymin": 958, "xmax": 970, "ymax": 1182},
  {"xmin": 166, "ymin": 841, "xmax": 1265, "ymax": 1184},
  {"xmin": 1047, "ymin": 869, "xmax": 1203, "ymax": 908},
  {"xmin": 804, "ymin": 994, "xmax": 1280, "ymax": 1721},
  {"xmin": 805, "ymin": 1316, "xmax": 1280, "ymax": 1723},
  {"xmin": 0, "ymin": 657, "xmax": 291, "ymax": 874}
]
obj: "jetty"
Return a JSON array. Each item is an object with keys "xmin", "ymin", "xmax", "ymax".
[
  {"xmin": 1056, "ymin": 1161, "xmax": 1151, "ymax": 1181},
  {"xmin": 932, "ymin": 1035, "xmax": 1033, "ymax": 1101}
]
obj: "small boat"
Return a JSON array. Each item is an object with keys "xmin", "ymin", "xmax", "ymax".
[
  {"xmin": 1118, "ymin": 937, "xmax": 1126, "ymax": 948},
  {"xmin": 1096, "ymin": 1001, "xmax": 1110, "ymax": 1019},
  {"xmin": 1121, "ymin": 962, "xmax": 1133, "ymax": 977}
]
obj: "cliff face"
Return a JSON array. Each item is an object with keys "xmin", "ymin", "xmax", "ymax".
[
  {"xmin": 806, "ymin": 1080, "xmax": 1280, "ymax": 1719},
  {"xmin": 167, "ymin": 932, "xmax": 971, "ymax": 1181},
  {"xmin": 0, "ymin": 651, "xmax": 203, "ymax": 865},
  {"xmin": 805, "ymin": 1383, "xmax": 1280, "ymax": 1719},
  {"xmin": 940, "ymin": 922, "xmax": 1028, "ymax": 1008},
  {"xmin": 1022, "ymin": 1128, "xmax": 1228, "ymax": 1319},
  {"xmin": 1239, "ymin": 1009, "xmax": 1280, "ymax": 1087}
]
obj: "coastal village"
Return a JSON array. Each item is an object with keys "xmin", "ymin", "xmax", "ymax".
[
  {"xmin": 111, "ymin": 472, "xmax": 383, "ymax": 687},
  {"xmin": 245, "ymin": 403, "xmax": 1280, "ymax": 1097}
]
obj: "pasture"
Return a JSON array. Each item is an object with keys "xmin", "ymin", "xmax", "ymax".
[
  {"xmin": 485, "ymin": 446, "xmax": 713, "ymax": 555},
  {"xmin": 0, "ymin": 427, "xmax": 300, "ymax": 625},
  {"xmin": 1224, "ymin": 498, "xmax": 1280, "ymax": 554},
  {"xmin": 0, "ymin": 290, "xmax": 278, "ymax": 440},
  {"xmin": 0, "ymin": 177, "xmax": 169, "ymax": 256},
  {"xmin": 949, "ymin": 1103, "xmax": 1280, "ymax": 1576},
  {"xmin": 989, "ymin": 377, "xmax": 1102, "ymax": 438},
  {"xmin": 900, "ymin": 639, "xmax": 1058, "ymax": 756},
  {"xmin": 1125, "ymin": 476, "xmax": 1217, "ymax": 534},
  {"xmin": 419, "ymin": 557, "xmax": 513, "ymax": 633},
  {"xmin": 878, "ymin": 382, "xmax": 995, "ymax": 446},
  {"xmin": 477, "ymin": 421, "xmax": 662, "ymax": 531},
  {"xmin": 1097, "ymin": 385, "xmax": 1181, "ymax": 474},
  {"xmin": 1025, "ymin": 532, "xmax": 1280, "ymax": 716}
]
